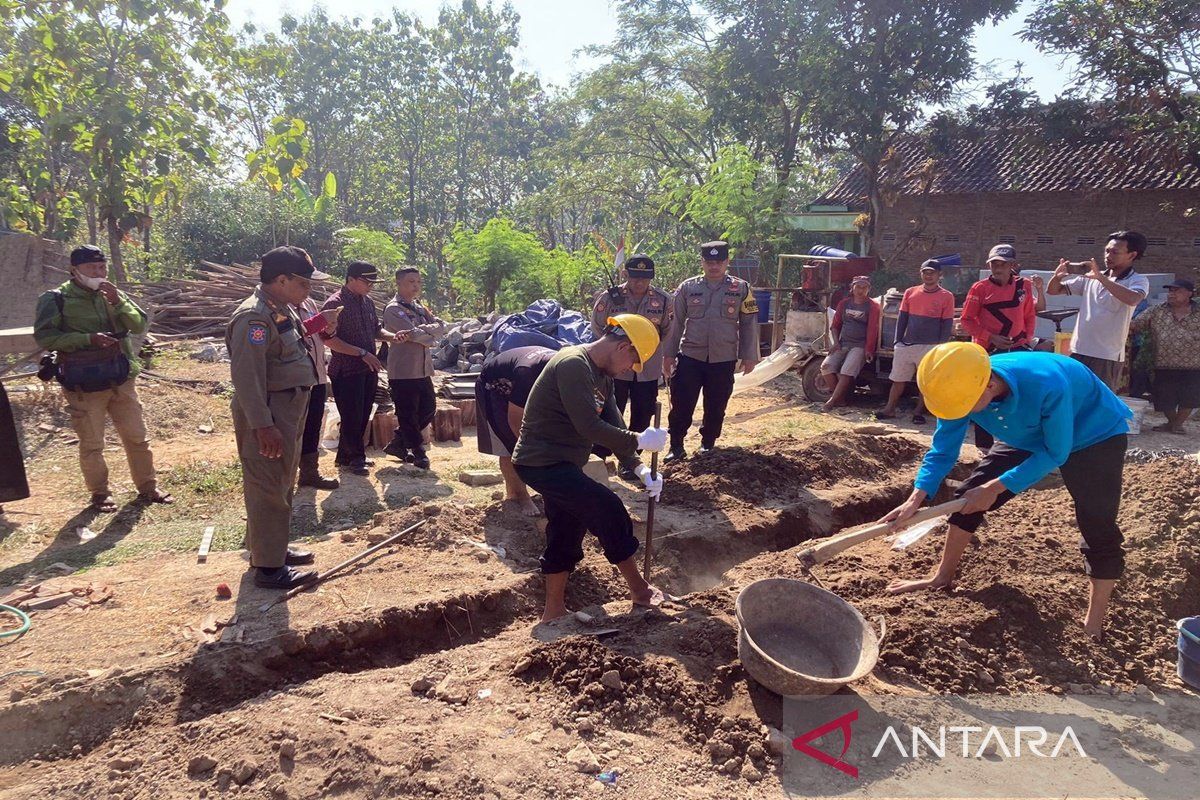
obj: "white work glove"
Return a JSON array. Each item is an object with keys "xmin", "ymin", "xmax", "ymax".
[
  {"xmin": 634, "ymin": 464, "xmax": 663, "ymax": 500},
  {"xmin": 636, "ymin": 426, "xmax": 668, "ymax": 452}
]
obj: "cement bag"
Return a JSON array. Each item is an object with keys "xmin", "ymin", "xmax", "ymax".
[
  {"xmin": 320, "ymin": 400, "xmax": 340, "ymax": 449},
  {"xmin": 732, "ymin": 344, "xmax": 807, "ymax": 396},
  {"xmin": 491, "ymin": 299, "xmax": 596, "ymax": 354}
]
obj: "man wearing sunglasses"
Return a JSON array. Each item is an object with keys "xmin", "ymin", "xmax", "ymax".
[{"xmin": 320, "ymin": 262, "xmax": 401, "ymax": 475}]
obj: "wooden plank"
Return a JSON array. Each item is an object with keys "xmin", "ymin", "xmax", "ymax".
[
  {"xmin": 197, "ymin": 526, "xmax": 216, "ymax": 563},
  {"xmin": 0, "ymin": 327, "xmax": 38, "ymax": 356}
]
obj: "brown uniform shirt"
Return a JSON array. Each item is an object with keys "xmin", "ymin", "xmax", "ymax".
[
  {"xmin": 383, "ymin": 297, "xmax": 447, "ymax": 379},
  {"xmin": 663, "ymin": 274, "xmax": 759, "ymax": 363},
  {"xmin": 226, "ymin": 287, "xmax": 316, "ymax": 429},
  {"xmin": 590, "ymin": 284, "xmax": 674, "ymax": 382}
]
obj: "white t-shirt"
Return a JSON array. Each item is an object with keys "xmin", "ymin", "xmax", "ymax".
[{"xmin": 1062, "ymin": 269, "xmax": 1150, "ymax": 362}]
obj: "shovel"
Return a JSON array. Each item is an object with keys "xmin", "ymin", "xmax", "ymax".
[
  {"xmin": 795, "ymin": 499, "xmax": 965, "ymax": 569},
  {"xmin": 642, "ymin": 400, "xmax": 663, "ymax": 582}
]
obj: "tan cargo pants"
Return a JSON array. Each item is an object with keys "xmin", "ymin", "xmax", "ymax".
[
  {"xmin": 63, "ymin": 378, "xmax": 157, "ymax": 496},
  {"xmin": 232, "ymin": 388, "xmax": 310, "ymax": 569}
]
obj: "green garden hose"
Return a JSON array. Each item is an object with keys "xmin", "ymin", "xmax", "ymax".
[{"xmin": 0, "ymin": 604, "xmax": 30, "ymax": 639}]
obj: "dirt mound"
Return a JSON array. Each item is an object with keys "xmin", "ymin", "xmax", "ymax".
[
  {"xmin": 732, "ymin": 457, "xmax": 1200, "ymax": 695},
  {"xmin": 663, "ymin": 432, "xmax": 927, "ymax": 510}
]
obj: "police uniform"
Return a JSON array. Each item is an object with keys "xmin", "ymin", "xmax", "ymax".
[
  {"xmin": 226, "ymin": 249, "xmax": 321, "ymax": 580},
  {"xmin": 590, "ymin": 255, "xmax": 674, "ymax": 433},
  {"xmin": 664, "ymin": 241, "xmax": 759, "ymax": 456}
]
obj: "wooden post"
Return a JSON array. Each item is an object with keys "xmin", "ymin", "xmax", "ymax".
[{"xmin": 433, "ymin": 405, "xmax": 462, "ymax": 442}]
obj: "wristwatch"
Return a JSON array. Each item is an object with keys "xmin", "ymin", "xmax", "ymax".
[{"xmin": 357, "ymin": 348, "xmax": 368, "ymax": 358}]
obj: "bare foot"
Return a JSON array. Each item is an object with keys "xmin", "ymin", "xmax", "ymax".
[
  {"xmin": 1082, "ymin": 621, "xmax": 1104, "ymax": 641},
  {"xmin": 631, "ymin": 584, "xmax": 665, "ymax": 609},
  {"xmin": 885, "ymin": 576, "xmax": 953, "ymax": 595},
  {"xmin": 504, "ymin": 496, "xmax": 541, "ymax": 517},
  {"xmin": 541, "ymin": 606, "xmax": 573, "ymax": 624}
]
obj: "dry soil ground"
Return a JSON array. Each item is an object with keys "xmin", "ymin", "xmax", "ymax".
[{"xmin": 1, "ymin": 342, "xmax": 1198, "ymax": 799}]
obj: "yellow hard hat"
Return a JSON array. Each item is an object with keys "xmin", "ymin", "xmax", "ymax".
[
  {"xmin": 607, "ymin": 314, "xmax": 660, "ymax": 373},
  {"xmin": 916, "ymin": 342, "xmax": 992, "ymax": 420}
]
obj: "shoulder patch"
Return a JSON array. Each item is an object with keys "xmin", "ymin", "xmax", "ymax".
[
  {"xmin": 247, "ymin": 322, "xmax": 268, "ymax": 345},
  {"xmin": 741, "ymin": 296, "xmax": 759, "ymax": 315}
]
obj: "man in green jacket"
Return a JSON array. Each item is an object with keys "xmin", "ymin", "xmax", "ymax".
[
  {"xmin": 33, "ymin": 245, "xmax": 172, "ymax": 512},
  {"xmin": 512, "ymin": 314, "xmax": 669, "ymax": 623}
]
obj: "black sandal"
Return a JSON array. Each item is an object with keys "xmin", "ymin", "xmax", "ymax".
[
  {"xmin": 90, "ymin": 494, "xmax": 118, "ymax": 513},
  {"xmin": 137, "ymin": 490, "xmax": 174, "ymax": 505}
]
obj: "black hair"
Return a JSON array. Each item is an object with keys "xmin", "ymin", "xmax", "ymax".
[
  {"xmin": 1106, "ymin": 230, "xmax": 1147, "ymax": 260},
  {"xmin": 395, "ymin": 266, "xmax": 420, "ymax": 278}
]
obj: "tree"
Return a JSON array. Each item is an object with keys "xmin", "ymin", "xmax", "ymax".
[
  {"xmin": 1023, "ymin": 0, "xmax": 1200, "ymax": 169},
  {"xmin": 445, "ymin": 217, "xmax": 547, "ymax": 312},
  {"xmin": 0, "ymin": 0, "xmax": 231, "ymax": 279},
  {"xmin": 334, "ymin": 227, "xmax": 409, "ymax": 276}
]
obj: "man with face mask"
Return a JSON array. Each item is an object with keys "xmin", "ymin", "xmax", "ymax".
[
  {"xmin": 226, "ymin": 246, "xmax": 329, "ymax": 590},
  {"xmin": 34, "ymin": 245, "xmax": 173, "ymax": 513}
]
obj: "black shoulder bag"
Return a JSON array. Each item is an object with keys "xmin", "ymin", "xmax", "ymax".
[{"xmin": 52, "ymin": 291, "xmax": 131, "ymax": 392}]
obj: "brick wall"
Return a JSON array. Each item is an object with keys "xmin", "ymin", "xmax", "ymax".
[
  {"xmin": 0, "ymin": 233, "xmax": 68, "ymax": 330},
  {"xmin": 874, "ymin": 189, "xmax": 1200, "ymax": 282}
]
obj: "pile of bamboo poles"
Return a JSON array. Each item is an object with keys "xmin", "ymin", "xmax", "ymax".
[{"xmin": 128, "ymin": 261, "xmax": 384, "ymax": 339}]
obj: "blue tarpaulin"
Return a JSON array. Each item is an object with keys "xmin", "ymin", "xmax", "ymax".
[{"xmin": 491, "ymin": 299, "xmax": 595, "ymax": 353}]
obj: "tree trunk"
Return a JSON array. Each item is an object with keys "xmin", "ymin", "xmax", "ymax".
[
  {"xmin": 106, "ymin": 218, "xmax": 127, "ymax": 282},
  {"xmin": 862, "ymin": 159, "xmax": 882, "ymax": 257},
  {"xmin": 86, "ymin": 198, "xmax": 98, "ymax": 245}
]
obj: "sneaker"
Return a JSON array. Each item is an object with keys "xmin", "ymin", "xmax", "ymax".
[
  {"xmin": 699, "ymin": 442, "xmax": 717, "ymax": 454},
  {"xmin": 254, "ymin": 566, "xmax": 317, "ymax": 590},
  {"xmin": 411, "ymin": 448, "xmax": 431, "ymax": 470},
  {"xmin": 339, "ymin": 461, "xmax": 370, "ymax": 476}
]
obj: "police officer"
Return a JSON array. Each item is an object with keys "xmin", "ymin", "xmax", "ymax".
[
  {"xmin": 227, "ymin": 246, "xmax": 326, "ymax": 590},
  {"xmin": 590, "ymin": 254, "xmax": 674, "ymax": 479},
  {"xmin": 662, "ymin": 241, "xmax": 760, "ymax": 463}
]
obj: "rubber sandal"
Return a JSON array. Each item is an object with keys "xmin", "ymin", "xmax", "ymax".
[
  {"xmin": 90, "ymin": 494, "xmax": 117, "ymax": 513},
  {"xmin": 137, "ymin": 491, "xmax": 174, "ymax": 505},
  {"xmin": 874, "ymin": 410, "xmax": 897, "ymax": 420},
  {"xmin": 911, "ymin": 413, "xmax": 927, "ymax": 424}
]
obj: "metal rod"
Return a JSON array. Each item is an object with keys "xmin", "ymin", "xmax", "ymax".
[
  {"xmin": 642, "ymin": 400, "xmax": 663, "ymax": 582},
  {"xmin": 259, "ymin": 519, "xmax": 429, "ymax": 612}
]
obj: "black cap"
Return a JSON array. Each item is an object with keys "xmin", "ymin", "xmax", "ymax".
[
  {"xmin": 346, "ymin": 261, "xmax": 380, "ymax": 282},
  {"xmin": 700, "ymin": 241, "xmax": 729, "ymax": 261},
  {"xmin": 1165, "ymin": 278, "xmax": 1195, "ymax": 293},
  {"xmin": 260, "ymin": 246, "xmax": 330, "ymax": 283},
  {"xmin": 395, "ymin": 265, "xmax": 420, "ymax": 278},
  {"xmin": 624, "ymin": 254, "xmax": 655, "ymax": 278},
  {"xmin": 920, "ymin": 259, "xmax": 942, "ymax": 271},
  {"xmin": 70, "ymin": 245, "xmax": 106, "ymax": 266},
  {"xmin": 987, "ymin": 244, "xmax": 1018, "ymax": 263}
]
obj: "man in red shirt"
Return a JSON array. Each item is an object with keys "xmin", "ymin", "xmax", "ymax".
[
  {"xmin": 960, "ymin": 244, "xmax": 1037, "ymax": 353},
  {"xmin": 877, "ymin": 259, "xmax": 955, "ymax": 424}
]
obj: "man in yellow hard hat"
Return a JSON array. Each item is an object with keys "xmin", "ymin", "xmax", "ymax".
[
  {"xmin": 512, "ymin": 314, "xmax": 670, "ymax": 623},
  {"xmin": 880, "ymin": 342, "xmax": 1133, "ymax": 640}
]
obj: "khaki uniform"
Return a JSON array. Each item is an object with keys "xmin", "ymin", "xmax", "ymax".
[
  {"xmin": 382, "ymin": 298, "xmax": 447, "ymax": 379},
  {"xmin": 226, "ymin": 288, "xmax": 317, "ymax": 568},
  {"xmin": 590, "ymin": 284, "xmax": 674, "ymax": 383},
  {"xmin": 663, "ymin": 274, "xmax": 759, "ymax": 363},
  {"xmin": 665, "ymin": 273, "xmax": 760, "ymax": 450}
]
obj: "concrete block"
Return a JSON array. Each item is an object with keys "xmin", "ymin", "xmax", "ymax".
[{"xmin": 459, "ymin": 470, "xmax": 504, "ymax": 487}]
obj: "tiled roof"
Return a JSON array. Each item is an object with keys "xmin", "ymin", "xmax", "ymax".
[{"xmin": 813, "ymin": 131, "xmax": 1200, "ymax": 209}]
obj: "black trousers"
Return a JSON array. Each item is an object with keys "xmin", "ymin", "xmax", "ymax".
[
  {"xmin": 330, "ymin": 371, "xmax": 376, "ymax": 465},
  {"xmin": 614, "ymin": 378, "xmax": 659, "ymax": 433},
  {"xmin": 668, "ymin": 355, "xmax": 736, "ymax": 448},
  {"xmin": 947, "ymin": 434, "xmax": 1127, "ymax": 579},
  {"xmin": 514, "ymin": 461, "xmax": 640, "ymax": 575},
  {"xmin": 300, "ymin": 383, "xmax": 327, "ymax": 457},
  {"xmin": 389, "ymin": 377, "xmax": 436, "ymax": 450}
]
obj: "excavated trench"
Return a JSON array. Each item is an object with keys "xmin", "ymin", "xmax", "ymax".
[{"xmin": 2, "ymin": 433, "xmax": 944, "ymax": 769}]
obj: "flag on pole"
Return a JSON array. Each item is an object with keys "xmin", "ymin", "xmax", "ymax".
[{"xmin": 613, "ymin": 234, "xmax": 625, "ymax": 271}]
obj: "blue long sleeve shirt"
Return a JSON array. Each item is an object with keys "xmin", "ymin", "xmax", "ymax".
[{"xmin": 914, "ymin": 352, "xmax": 1131, "ymax": 496}]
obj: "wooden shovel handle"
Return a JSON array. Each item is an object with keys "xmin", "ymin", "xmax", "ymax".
[{"xmin": 796, "ymin": 499, "xmax": 965, "ymax": 568}]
